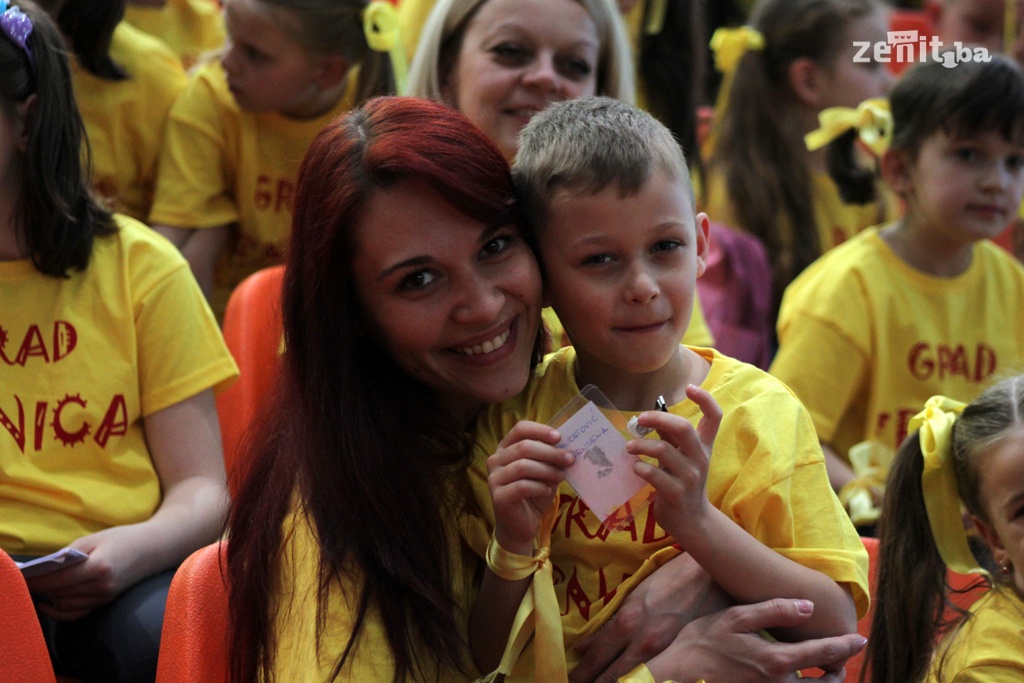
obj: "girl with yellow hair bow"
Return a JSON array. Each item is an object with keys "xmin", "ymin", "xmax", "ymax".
[
  {"xmin": 702, "ymin": 0, "xmax": 893, "ymax": 322},
  {"xmin": 866, "ymin": 375, "xmax": 1024, "ymax": 683}
]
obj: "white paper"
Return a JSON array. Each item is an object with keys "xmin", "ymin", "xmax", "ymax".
[
  {"xmin": 557, "ymin": 400, "xmax": 649, "ymax": 521},
  {"xmin": 16, "ymin": 547, "xmax": 88, "ymax": 578}
]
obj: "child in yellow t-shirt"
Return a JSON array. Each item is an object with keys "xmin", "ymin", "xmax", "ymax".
[
  {"xmin": 770, "ymin": 56, "xmax": 1024, "ymax": 526},
  {"xmin": 0, "ymin": 5, "xmax": 237, "ymax": 679},
  {"xmin": 703, "ymin": 0, "xmax": 894, "ymax": 318},
  {"xmin": 467, "ymin": 96, "xmax": 867, "ymax": 682},
  {"xmin": 865, "ymin": 377, "xmax": 1024, "ymax": 682},
  {"xmin": 149, "ymin": 0, "xmax": 397, "ymax": 316},
  {"xmin": 39, "ymin": 1, "xmax": 188, "ymax": 222}
]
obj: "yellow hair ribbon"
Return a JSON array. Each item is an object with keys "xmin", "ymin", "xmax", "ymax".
[
  {"xmin": 363, "ymin": 1, "xmax": 408, "ymax": 95},
  {"xmin": 908, "ymin": 395, "xmax": 986, "ymax": 576},
  {"xmin": 702, "ymin": 26, "xmax": 765, "ymax": 157},
  {"xmin": 710, "ymin": 26, "xmax": 765, "ymax": 75},
  {"xmin": 804, "ymin": 98, "xmax": 893, "ymax": 157},
  {"xmin": 644, "ymin": 0, "xmax": 668, "ymax": 36},
  {"xmin": 838, "ymin": 441, "xmax": 895, "ymax": 527},
  {"xmin": 480, "ymin": 500, "xmax": 566, "ymax": 682}
]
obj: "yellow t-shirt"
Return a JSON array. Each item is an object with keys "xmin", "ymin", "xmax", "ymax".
[
  {"xmin": 0, "ymin": 215, "xmax": 238, "ymax": 556},
  {"xmin": 123, "ymin": 0, "xmax": 225, "ymax": 70},
  {"xmin": 470, "ymin": 346, "xmax": 869, "ymax": 680},
  {"xmin": 926, "ymin": 587, "xmax": 1024, "ymax": 682},
  {"xmin": 74, "ymin": 22, "xmax": 188, "ymax": 222},
  {"xmin": 771, "ymin": 227, "xmax": 1024, "ymax": 463},
  {"xmin": 270, "ymin": 499, "xmax": 478, "ymax": 682},
  {"xmin": 150, "ymin": 61, "xmax": 359, "ymax": 315},
  {"xmin": 702, "ymin": 169, "xmax": 887, "ymax": 264}
]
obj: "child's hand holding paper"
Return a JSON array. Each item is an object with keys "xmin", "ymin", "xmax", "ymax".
[
  {"xmin": 630, "ymin": 384, "xmax": 723, "ymax": 547},
  {"xmin": 487, "ymin": 420, "xmax": 576, "ymax": 555}
]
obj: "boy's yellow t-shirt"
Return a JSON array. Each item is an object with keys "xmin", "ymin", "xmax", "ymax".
[
  {"xmin": 469, "ymin": 346, "xmax": 869, "ymax": 681},
  {"xmin": 771, "ymin": 227, "xmax": 1024, "ymax": 464}
]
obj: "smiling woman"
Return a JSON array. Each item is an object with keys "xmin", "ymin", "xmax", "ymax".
[{"xmin": 225, "ymin": 96, "xmax": 543, "ymax": 682}]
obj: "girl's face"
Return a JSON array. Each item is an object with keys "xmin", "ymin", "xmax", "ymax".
[
  {"xmin": 816, "ymin": 10, "xmax": 894, "ymax": 110},
  {"xmin": 351, "ymin": 179, "xmax": 543, "ymax": 426},
  {"xmin": 445, "ymin": 0, "xmax": 600, "ymax": 161},
  {"xmin": 972, "ymin": 429, "xmax": 1024, "ymax": 595},
  {"xmin": 221, "ymin": 0, "xmax": 334, "ymax": 118},
  {"xmin": 890, "ymin": 129, "xmax": 1024, "ymax": 247}
]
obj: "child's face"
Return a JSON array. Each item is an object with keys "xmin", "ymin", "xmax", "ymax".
[
  {"xmin": 539, "ymin": 170, "xmax": 708, "ymax": 379},
  {"xmin": 816, "ymin": 10, "xmax": 893, "ymax": 111},
  {"xmin": 933, "ymin": 0, "xmax": 1005, "ymax": 55},
  {"xmin": 221, "ymin": 0, "xmax": 329, "ymax": 118},
  {"xmin": 889, "ymin": 129, "xmax": 1024, "ymax": 245},
  {"xmin": 972, "ymin": 429, "xmax": 1024, "ymax": 595},
  {"xmin": 446, "ymin": 0, "xmax": 600, "ymax": 161}
]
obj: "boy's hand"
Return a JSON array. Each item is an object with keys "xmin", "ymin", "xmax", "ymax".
[
  {"xmin": 487, "ymin": 420, "xmax": 574, "ymax": 556},
  {"xmin": 629, "ymin": 385, "xmax": 722, "ymax": 545}
]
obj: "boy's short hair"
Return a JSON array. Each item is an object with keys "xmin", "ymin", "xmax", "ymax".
[{"xmin": 513, "ymin": 96, "xmax": 693, "ymax": 234}]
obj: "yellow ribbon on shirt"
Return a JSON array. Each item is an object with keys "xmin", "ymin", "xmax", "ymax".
[
  {"xmin": 483, "ymin": 500, "xmax": 566, "ymax": 682},
  {"xmin": 908, "ymin": 395, "xmax": 986, "ymax": 576},
  {"xmin": 838, "ymin": 441, "xmax": 894, "ymax": 527},
  {"xmin": 363, "ymin": 1, "xmax": 408, "ymax": 95},
  {"xmin": 804, "ymin": 98, "xmax": 893, "ymax": 156}
]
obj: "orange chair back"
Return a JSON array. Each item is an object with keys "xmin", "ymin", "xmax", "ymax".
[
  {"xmin": 0, "ymin": 551, "xmax": 56, "ymax": 683},
  {"xmin": 216, "ymin": 265, "xmax": 285, "ymax": 494},
  {"xmin": 155, "ymin": 542, "xmax": 230, "ymax": 683}
]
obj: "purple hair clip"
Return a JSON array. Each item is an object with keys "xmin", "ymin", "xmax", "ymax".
[{"xmin": 0, "ymin": 0, "xmax": 35, "ymax": 71}]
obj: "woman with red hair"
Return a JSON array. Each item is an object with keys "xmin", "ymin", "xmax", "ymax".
[{"xmin": 225, "ymin": 96, "xmax": 868, "ymax": 682}]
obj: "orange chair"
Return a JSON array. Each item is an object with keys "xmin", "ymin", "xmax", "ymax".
[
  {"xmin": 0, "ymin": 551, "xmax": 57, "ymax": 683},
  {"xmin": 216, "ymin": 265, "xmax": 286, "ymax": 493},
  {"xmin": 155, "ymin": 542, "xmax": 230, "ymax": 683}
]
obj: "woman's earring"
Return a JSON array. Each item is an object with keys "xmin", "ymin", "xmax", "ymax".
[{"xmin": 1002, "ymin": 563, "xmax": 1012, "ymax": 575}]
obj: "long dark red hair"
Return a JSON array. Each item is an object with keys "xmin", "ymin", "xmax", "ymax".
[{"xmin": 227, "ymin": 96, "xmax": 528, "ymax": 682}]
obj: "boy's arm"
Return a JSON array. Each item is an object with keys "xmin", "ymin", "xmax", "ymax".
[
  {"xmin": 631, "ymin": 388, "xmax": 857, "ymax": 641},
  {"xmin": 468, "ymin": 420, "xmax": 573, "ymax": 673}
]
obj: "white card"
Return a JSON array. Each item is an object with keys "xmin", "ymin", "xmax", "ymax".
[
  {"xmin": 555, "ymin": 399, "xmax": 651, "ymax": 522},
  {"xmin": 16, "ymin": 547, "xmax": 88, "ymax": 578}
]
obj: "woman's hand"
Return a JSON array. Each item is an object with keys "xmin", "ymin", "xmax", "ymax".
[
  {"xmin": 569, "ymin": 552, "xmax": 732, "ymax": 683},
  {"xmin": 629, "ymin": 385, "xmax": 722, "ymax": 546},
  {"xmin": 487, "ymin": 420, "xmax": 573, "ymax": 555},
  {"xmin": 645, "ymin": 599, "xmax": 867, "ymax": 683}
]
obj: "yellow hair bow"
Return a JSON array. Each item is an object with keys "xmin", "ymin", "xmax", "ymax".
[
  {"xmin": 804, "ymin": 98, "xmax": 893, "ymax": 156},
  {"xmin": 710, "ymin": 26, "xmax": 765, "ymax": 75},
  {"xmin": 363, "ymin": 1, "xmax": 408, "ymax": 95},
  {"xmin": 644, "ymin": 0, "xmax": 668, "ymax": 36},
  {"xmin": 481, "ymin": 500, "xmax": 566, "ymax": 682},
  {"xmin": 908, "ymin": 395, "xmax": 986, "ymax": 575}
]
